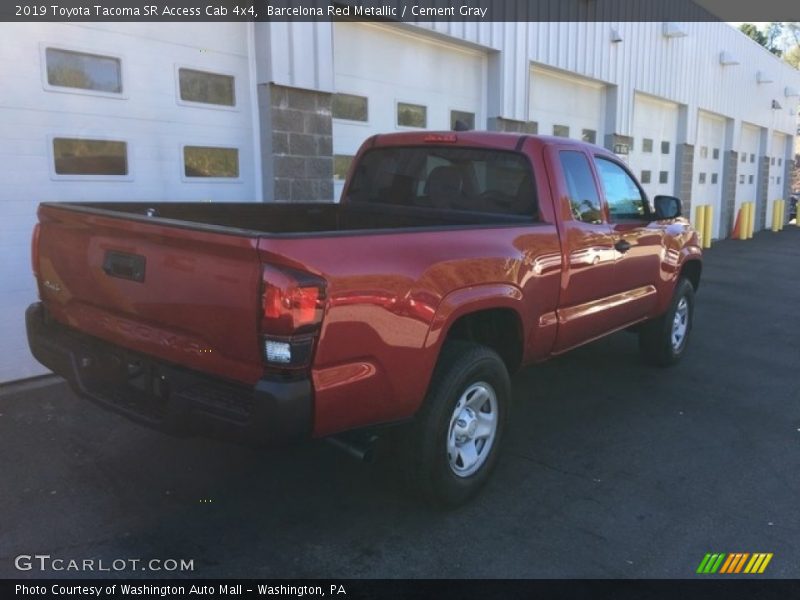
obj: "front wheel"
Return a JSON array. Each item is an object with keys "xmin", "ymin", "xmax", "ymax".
[
  {"xmin": 404, "ymin": 341, "xmax": 511, "ymax": 508},
  {"xmin": 639, "ymin": 278, "xmax": 695, "ymax": 367}
]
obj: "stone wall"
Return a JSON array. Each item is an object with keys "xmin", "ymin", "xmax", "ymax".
[
  {"xmin": 487, "ymin": 117, "xmax": 538, "ymax": 134},
  {"xmin": 675, "ymin": 144, "xmax": 694, "ymax": 217},
  {"xmin": 719, "ymin": 150, "xmax": 738, "ymax": 239},
  {"xmin": 756, "ymin": 155, "xmax": 770, "ymax": 231},
  {"xmin": 262, "ymin": 84, "xmax": 333, "ymax": 203}
]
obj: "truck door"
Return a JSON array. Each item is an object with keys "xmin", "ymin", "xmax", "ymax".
[
  {"xmin": 592, "ymin": 156, "xmax": 662, "ymax": 323},
  {"xmin": 549, "ymin": 147, "xmax": 620, "ymax": 352}
]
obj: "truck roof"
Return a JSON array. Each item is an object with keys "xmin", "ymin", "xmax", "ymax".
[{"xmin": 369, "ymin": 130, "xmax": 613, "ymax": 156}]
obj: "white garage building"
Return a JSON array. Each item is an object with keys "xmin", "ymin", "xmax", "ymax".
[{"xmin": 1, "ymin": 19, "xmax": 799, "ymax": 383}]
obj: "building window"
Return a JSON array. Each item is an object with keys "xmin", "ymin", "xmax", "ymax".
[
  {"xmin": 777, "ymin": 176, "xmax": 781, "ymax": 185},
  {"xmin": 525, "ymin": 121, "xmax": 539, "ymax": 134},
  {"xmin": 397, "ymin": 102, "xmax": 426, "ymax": 128},
  {"xmin": 700, "ymin": 146, "xmax": 708, "ymax": 159},
  {"xmin": 333, "ymin": 93, "xmax": 368, "ymax": 122},
  {"xmin": 334, "ymin": 155, "xmax": 354, "ymax": 181},
  {"xmin": 698, "ymin": 172, "xmax": 706, "ymax": 184},
  {"xmin": 581, "ymin": 129, "xmax": 597, "ymax": 144},
  {"xmin": 52, "ymin": 138, "xmax": 127, "ymax": 175},
  {"xmin": 711, "ymin": 173, "xmax": 718, "ymax": 184},
  {"xmin": 770, "ymin": 157, "xmax": 775, "ymax": 166},
  {"xmin": 712, "ymin": 148, "xmax": 720, "ymax": 160},
  {"xmin": 450, "ymin": 110, "xmax": 475, "ymax": 131},
  {"xmin": 183, "ymin": 146, "xmax": 239, "ymax": 178},
  {"xmin": 642, "ymin": 138, "xmax": 653, "ymax": 153},
  {"xmin": 641, "ymin": 170, "xmax": 652, "ymax": 184},
  {"xmin": 553, "ymin": 124, "xmax": 570, "ymax": 138},
  {"xmin": 750, "ymin": 153, "xmax": 755, "ymax": 163},
  {"xmin": 178, "ymin": 68, "xmax": 235, "ymax": 106},
  {"xmin": 661, "ymin": 141, "xmax": 670, "ymax": 154},
  {"xmin": 45, "ymin": 48, "xmax": 122, "ymax": 93},
  {"xmin": 659, "ymin": 171, "xmax": 669, "ymax": 184},
  {"xmin": 740, "ymin": 153, "xmax": 746, "ymax": 163},
  {"xmin": 739, "ymin": 174, "xmax": 745, "ymax": 184},
  {"xmin": 778, "ymin": 158, "xmax": 782, "ymax": 166},
  {"xmin": 749, "ymin": 175, "xmax": 754, "ymax": 184}
]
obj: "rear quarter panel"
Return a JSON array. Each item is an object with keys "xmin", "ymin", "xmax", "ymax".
[{"xmin": 259, "ymin": 223, "xmax": 562, "ymax": 437}]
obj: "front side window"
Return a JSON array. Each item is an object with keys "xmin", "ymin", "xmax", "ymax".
[
  {"xmin": 46, "ymin": 48, "xmax": 121, "ymax": 93},
  {"xmin": 559, "ymin": 151, "xmax": 602, "ymax": 224},
  {"xmin": 346, "ymin": 146, "xmax": 537, "ymax": 217},
  {"xmin": 53, "ymin": 138, "xmax": 127, "ymax": 175},
  {"xmin": 594, "ymin": 157, "xmax": 648, "ymax": 220},
  {"xmin": 183, "ymin": 146, "xmax": 239, "ymax": 178},
  {"xmin": 179, "ymin": 68, "xmax": 235, "ymax": 106}
]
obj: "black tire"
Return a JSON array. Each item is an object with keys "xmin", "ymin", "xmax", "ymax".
[
  {"xmin": 404, "ymin": 341, "xmax": 511, "ymax": 508},
  {"xmin": 639, "ymin": 278, "xmax": 695, "ymax": 367}
]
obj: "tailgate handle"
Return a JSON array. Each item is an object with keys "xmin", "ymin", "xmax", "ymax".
[{"xmin": 103, "ymin": 251, "xmax": 146, "ymax": 282}]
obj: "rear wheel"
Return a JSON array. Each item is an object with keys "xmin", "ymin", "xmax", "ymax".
[
  {"xmin": 404, "ymin": 341, "xmax": 510, "ymax": 508},
  {"xmin": 639, "ymin": 278, "xmax": 695, "ymax": 367}
]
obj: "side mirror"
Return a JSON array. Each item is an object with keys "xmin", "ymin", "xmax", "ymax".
[{"xmin": 654, "ymin": 195, "xmax": 682, "ymax": 220}]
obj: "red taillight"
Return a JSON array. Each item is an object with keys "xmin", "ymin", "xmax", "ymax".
[
  {"xmin": 260, "ymin": 265, "xmax": 326, "ymax": 370},
  {"xmin": 261, "ymin": 265, "xmax": 326, "ymax": 336},
  {"xmin": 31, "ymin": 223, "xmax": 41, "ymax": 279}
]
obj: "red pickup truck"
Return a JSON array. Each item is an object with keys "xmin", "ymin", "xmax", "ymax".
[{"xmin": 27, "ymin": 131, "xmax": 702, "ymax": 506}]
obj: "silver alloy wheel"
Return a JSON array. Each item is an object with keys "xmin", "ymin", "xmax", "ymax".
[
  {"xmin": 446, "ymin": 381, "xmax": 498, "ymax": 478},
  {"xmin": 671, "ymin": 296, "xmax": 689, "ymax": 352}
]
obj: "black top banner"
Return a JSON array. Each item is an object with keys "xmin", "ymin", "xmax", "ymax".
[{"xmin": 2, "ymin": 0, "xmax": 800, "ymax": 23}]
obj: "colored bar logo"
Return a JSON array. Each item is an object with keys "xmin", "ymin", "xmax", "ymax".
[{"xmin": 696, "ymin": 553, "xmax": 773, "ymax": 574}]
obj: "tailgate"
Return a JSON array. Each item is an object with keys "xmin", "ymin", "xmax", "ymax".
[{"xmin": 35, "ymin": 204, "xmax": 264, "ymax": 385}]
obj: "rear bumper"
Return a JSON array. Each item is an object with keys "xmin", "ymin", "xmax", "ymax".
[{"xmin": 25, "ymin": 302, "xmax": 312, "ymax": 445}]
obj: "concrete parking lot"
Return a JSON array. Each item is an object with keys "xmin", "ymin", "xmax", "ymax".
[{"xmin": 1, "ymin": 228, "xmax": 799, "ymax": 579}]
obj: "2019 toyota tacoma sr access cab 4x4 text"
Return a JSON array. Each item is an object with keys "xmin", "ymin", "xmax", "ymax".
[{"xmin": 27, "ymin": 132, "xmax": 702, "ymax": 506}]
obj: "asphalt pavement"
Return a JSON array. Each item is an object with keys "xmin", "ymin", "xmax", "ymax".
[{"xmin": 1, "ymin": 227, "xmax": 798, "ymax": 579}]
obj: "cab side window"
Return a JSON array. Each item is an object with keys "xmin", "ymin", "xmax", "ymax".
[
  {"xmin": 559, "ymin": 151, "xmax": 603, "ymax": 224},
  {"xmin": 594, "ymin": 158, "xmax": 648, "ymax": 221}
]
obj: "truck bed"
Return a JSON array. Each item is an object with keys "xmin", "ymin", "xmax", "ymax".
[{"xmin": 57, "ymin": 201, "xmax": 531, "ymax": 237}]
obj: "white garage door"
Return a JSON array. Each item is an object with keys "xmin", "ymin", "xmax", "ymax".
[
  {"xmin": 767, "ymin": 132, "xmax": 788, "ymax": 228},
  {"xmin": 332, "ymin": 23, "xmax": 486, "ymax": 200},
  {"xmin": 0, "ymin": 23, "xmax": 258, "ymax": 383},
  {"xmin": 629, "ymin": 94, "xmax": 679, "ymax": 202},
  {"xmin": 691, "ymin": 111, "xmax": 726, "ymax": 240},
  {"xmin": 529, "ymin": 66, "xmax": 605, "ymax": 146},
  {"xmin": 736, "ymin": 122, "xmax": 760, "ymax": 229}
]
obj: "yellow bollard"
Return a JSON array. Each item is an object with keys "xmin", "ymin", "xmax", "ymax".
[
  {"xmin": 694, "ymin": 205, "xmax": 706, "ymax": 247},
  {"xmin": 736, "ymin": 206, "xmax": 745, "ymax": 240},
  {"xmin": 771, "ymin": 201, "xmax": 778, "ymax": 232},
  {"xmin": 739, "ymin": 203, "xmax": 749, "ymax": 240},
  {"xmin": 702, "ymin": 204, "xmax": 713, "ymax": 249},
  {"xmin": 747, "ymin": 202, "xmax": 755, "ymax": 239},
  {"xmin": 779, "ymin": 200, "xmax": 785, "ymax": 231}
]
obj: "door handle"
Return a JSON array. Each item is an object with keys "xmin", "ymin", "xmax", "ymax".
[{"xmin": 614, "ymin": 239, "xmax": 632, "ymax": 254}]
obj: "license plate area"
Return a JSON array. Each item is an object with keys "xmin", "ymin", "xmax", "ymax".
[{"xmin": 76, "ymin": 349, "xmax": 170, "ymax": 421}]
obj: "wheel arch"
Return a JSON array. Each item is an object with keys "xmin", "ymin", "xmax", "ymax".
[{"xmin": 424, "ymin": 284, "xmax": 527, "ymax": 375}]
